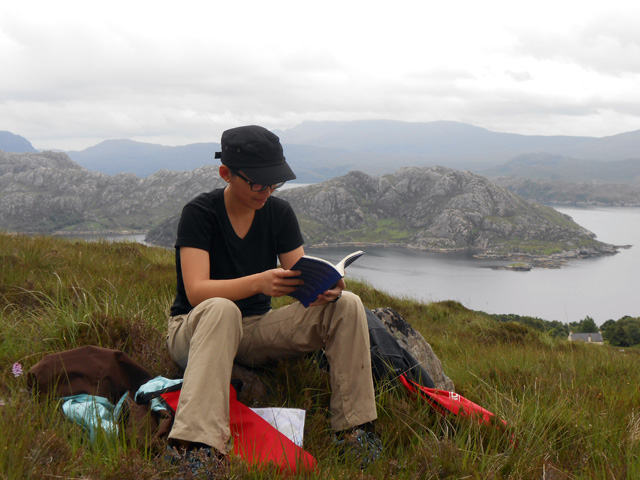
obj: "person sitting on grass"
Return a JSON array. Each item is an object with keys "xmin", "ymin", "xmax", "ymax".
[{"xmin": 165, "ymin": 124, "xmax": 382, "ymax": 472}]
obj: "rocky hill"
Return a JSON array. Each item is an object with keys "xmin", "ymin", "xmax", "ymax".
[
  {"xmin": 147, "ymin": 166, "xmax": 619, "ymax": 267},
  {"xmin": 483, "ymin": 153, "xmax": 640, "ymax": 185},
  {"xmin": 0, "ymin": 150, "xmax": 619, "ymax": 267},
  {"xmin": 494, "ymin": 177, "xmax": 640, "ymax": 207},
  {"xmin": 0, "ymin": 150, "xmax": 224, "ymax": 233},
  {"xmin": 277, "ymin": 167, "xmax": 618, "ymax": 264},
  {"xmin": 482, "ymin": 153, "xmax": 640, "ymax": 206}
]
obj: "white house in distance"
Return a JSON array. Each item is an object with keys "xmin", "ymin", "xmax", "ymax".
[{"xmin": 568, "ymin": 332, "xmax": 604, "ymax": 345}]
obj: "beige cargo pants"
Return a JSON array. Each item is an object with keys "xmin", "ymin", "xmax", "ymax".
[{"xmin": 166, "ymin": 291, "xmax": 377, "ymax": 454}]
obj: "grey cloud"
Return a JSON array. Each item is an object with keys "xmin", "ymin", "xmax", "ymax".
[
  {"xmin": 3, "ymin": 2, "xmax": 640, "ymax": 150},
  {"xmin": 505, "ymin": 70, "xmax": 533, "ymax": 82},
  {"xmin": 511, "ymin": 12, "xmax": 640, "ymax": 76}
]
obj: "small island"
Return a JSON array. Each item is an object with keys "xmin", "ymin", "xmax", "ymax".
[{"xmin": 491, "ymin": 262, "xmax": 532, "ymax": 271}]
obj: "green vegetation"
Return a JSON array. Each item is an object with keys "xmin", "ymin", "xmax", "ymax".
[
  {"xmin": 491, "ymin": 313, "xmax": 640, "ymax": 349},
  {"xmin": 490, "ymin": 313, "xmax": 572, "ymax": 339},
  {"xmin": 298, "ymin": 216, "xmax": 413, "ymax": 245},
  {"xmin": 340, "ymin": 218, "xmax": 413, "ymax": 244},
  {"xmin": 491, "ymin": 238, "xmax": 588, "ymax": 256},
  {"xmin": 600, "ymin": 316, "xmax": 640, "ymax": 347},
  {"xmin": 570, "ymin": 316, "xmax": 599, "ymax": 334},
  {"xmin": 2, "ymin": 232, "xmax": 640, "ymax": 479}
]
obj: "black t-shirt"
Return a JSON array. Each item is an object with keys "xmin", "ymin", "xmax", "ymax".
[{"xmin": 169, "ymin": 188, "xmax": 304, "ymax": 317}]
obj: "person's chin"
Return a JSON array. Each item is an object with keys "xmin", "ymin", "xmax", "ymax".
[{"xmin": 254, "ymin": 197, "xmax": 269, "ymax": 208}]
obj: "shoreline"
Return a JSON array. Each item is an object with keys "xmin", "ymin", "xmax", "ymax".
[
  {"xmin": 10, "ymin": 229, "xmax": 629, "ymax": 271},
  {"xmin": 50, "ymin": 230, "xmax": 147, "ymax": 236},
  {"xmin": 306, "ymin": 240, "xmax": 624, "ymax": 270}
]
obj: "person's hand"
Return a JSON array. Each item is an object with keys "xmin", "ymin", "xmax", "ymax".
[
  {"xmin": 260, "ymin": 268, "xmax": 303, "ymax": 297},
  {"xmin": 309, "ymin": 278, "xmax": 346, "ymax": 306}
]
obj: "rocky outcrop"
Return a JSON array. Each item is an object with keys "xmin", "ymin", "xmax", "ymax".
[
  {"xmin": 143, "ymin": 166, "xmax": 618, "ymax": 265},
  {"xmin": 276, "ymin": 166, "xmax": 617, "ymax": 263},
  {"xmin": 144, "ymin": 213, "xmax": 181, "ymax": 247},
  {"xmin": 1, "ymin": 151, "xmax": 618, "ymax": 264},
  {"xmin": 372, "ymin": 307, "xmax": 454, "ymax": 391},
  {"xmin": 493, "ymin": 176, "xmax": 640, "ymax": 207},
  {"xmin": 0, "ymin": 150, "xmax": 224, "ymax": 233}
]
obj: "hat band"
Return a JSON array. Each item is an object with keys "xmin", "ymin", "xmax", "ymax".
[{"xmin": 216, "ymin": 148, "xmax": 286, "ymax": 168}]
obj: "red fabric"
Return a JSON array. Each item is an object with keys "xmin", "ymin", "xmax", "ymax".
[
  {"xmin": 399, "ymin": 374, "xmax": 507, "ymax": 427},
  {"xmin": 161, "ymin": 387, "xmax": 317, "ymax": 473}
]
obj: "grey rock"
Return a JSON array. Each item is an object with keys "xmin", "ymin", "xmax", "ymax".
[
  {"xmin": 0, "ymin": 150, "xmax": 224, "ymax": 233},
  {"xmin": 1, "ymin": 151, "xmax": 619, "ymax": 266},
  {"xmin": 372, "ymin": 307, "xmax": 455, "ymax": 391},
  {"xmin": 276, "ymin": 166, "xmax": 618, "ymax": 264}
]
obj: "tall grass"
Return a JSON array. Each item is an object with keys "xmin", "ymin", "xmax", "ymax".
[{"xmin": 1, "ymin": 231, "xmax": 639, "ymax": 478}]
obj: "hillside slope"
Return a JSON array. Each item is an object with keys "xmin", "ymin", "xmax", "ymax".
[
  {"xmin": 0, "ymin": 131, "xmax": 37, "ymax": 153},
  {"xmin": 278, "ymin": 167, "xmax": 617, "ymax": 263},
  {"xmin": 0, "ymin": 150, "xmax": 619, "ymax": 267},
  {"xmin": 147, "ymin": 166, "xmax": 618, "ymax": 266},
  {"xmin": 0, "ymin": 150, "xmax": 224, "ymax": 233}
]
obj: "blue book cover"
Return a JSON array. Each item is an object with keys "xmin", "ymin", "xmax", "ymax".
[{"xmin": 289, "ymin": 251, "xmax": 364, "ymax": 307}]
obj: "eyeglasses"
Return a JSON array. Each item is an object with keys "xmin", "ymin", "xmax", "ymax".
[{"xmin": 233, "ymin": 170, "xmax": 286, "ymax": 192}]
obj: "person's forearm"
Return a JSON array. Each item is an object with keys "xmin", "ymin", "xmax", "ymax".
[{"xmin": 185, "ymin": 273, "xmax": 265, "ymax": 307}]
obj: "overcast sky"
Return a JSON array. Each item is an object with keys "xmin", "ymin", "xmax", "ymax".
[{"xmin": 2, "ymin": 0, "xmax": 640, "ymax": 150}]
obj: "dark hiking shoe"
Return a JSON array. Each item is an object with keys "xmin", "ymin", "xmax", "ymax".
[
  {"xmin": 165, "ymin": 444, "xmax": 230, "ymax": 479},
  {"xmin": 334, "ymin": 428, "xmax": 383, "ymax": 469}
]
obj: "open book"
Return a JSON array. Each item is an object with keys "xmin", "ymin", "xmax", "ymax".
[{"xmin": 288, "ymin": 251, "xmax": 364, "ymax": 307}]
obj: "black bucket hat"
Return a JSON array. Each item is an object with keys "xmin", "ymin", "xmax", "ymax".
[{"xmin": 214, "ymin": 125, "xmax": 296, "ymax": 185}]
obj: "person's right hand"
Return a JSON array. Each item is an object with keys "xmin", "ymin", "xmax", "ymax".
[{"xmin": 260, "ymin": 268, "xmax": 302, "ymax": 297}]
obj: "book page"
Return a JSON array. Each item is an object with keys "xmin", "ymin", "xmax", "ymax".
[{"xmin": 334, "ymin": 250, "xmax": 365, "ymax": 276}]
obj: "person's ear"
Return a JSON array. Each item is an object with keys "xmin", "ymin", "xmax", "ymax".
[{"xmin": 219, "ymin": 165, "xmax": 232, "ymax": 183}]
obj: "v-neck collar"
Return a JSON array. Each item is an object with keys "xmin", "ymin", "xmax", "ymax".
[{"xmin": 221, "ymin": 190, "xmax": 258, "ymax": 242}]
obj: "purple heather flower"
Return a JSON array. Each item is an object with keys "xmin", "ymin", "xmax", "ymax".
[{"xmin": 12, "ymin": 362, "xmax": 23, "ymax": 377}]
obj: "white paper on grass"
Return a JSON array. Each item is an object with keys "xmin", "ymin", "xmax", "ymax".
[{"xmin": 249, "ymin": 407, "xmax": 306, "ymax": 447}]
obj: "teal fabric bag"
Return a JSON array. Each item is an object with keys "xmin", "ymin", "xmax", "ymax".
[{"xmin": 61, "ymin": 392, "xmax": 129, "ymax": 441}]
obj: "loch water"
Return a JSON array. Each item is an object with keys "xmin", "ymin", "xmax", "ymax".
[
  {"xmin": 61, "ymin": 206, "xmax": 638, "ymax": 325},
  {"xmin": 307, "ymin": 207, "xmax": 640, "ymax": 326}
]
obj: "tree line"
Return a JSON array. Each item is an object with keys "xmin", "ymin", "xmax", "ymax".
[
  {"xmin": 600, "ymin": 316, "xmax": 640, "ymax": 347},
  {"xmin": 491, "ymin": 313, "xmax": 640, "ymax": 347}
]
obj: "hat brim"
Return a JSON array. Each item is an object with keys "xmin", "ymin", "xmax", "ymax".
[{"xmin": 235, "ymin": 161, "xmax": 297, "ymax": 185}]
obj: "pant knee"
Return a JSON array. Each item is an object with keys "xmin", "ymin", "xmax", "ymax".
[
  {"xmin": 189, "ymin": 298, "xmax": 243, "ymax": 372},
  {"xmin": 195, "ymin": 297, "xmax": 243, "ymax": 334},
  {"xmin": 335, "ymin": 291, "xmax": 364, "ymax": 319},
  {"xmin": 168, "ymin": 298, "xmax": 242, "ymax": 368},
  {"xmin": 339, "ymin": 290, "xmax": 362, "ymax": 307}
]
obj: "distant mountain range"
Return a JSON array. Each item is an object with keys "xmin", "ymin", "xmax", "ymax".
[
  {"xmin": 275, "ymin": 120, "xmax": 640, "ymax": 172},
  {"xmin": 66, "ymin": 140, "xmax": 219, "ymax": 177},
  {"xmin": 484, "ymin": 153, "xmax": 640, "ymax": 184},
  {"xmin": 2, "ymin": 121, "xmax": 640, "ymax": 183},
  {"xmin": 0, "ymin": 131, "xmax": 37, "ymax": 153}
]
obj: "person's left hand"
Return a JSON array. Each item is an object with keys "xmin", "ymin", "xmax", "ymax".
[{"xmin": 309, "ymin": 278, "xmax": 346, "ymax": 306}]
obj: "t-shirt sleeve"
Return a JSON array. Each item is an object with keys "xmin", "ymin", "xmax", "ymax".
[
  {"xmin": 276, "ymin": 200, "xmax": 304, "ymax": 254},
  {"xmin": 174, "ymin": 203, "xmax": 214, "ymax": 251}
]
